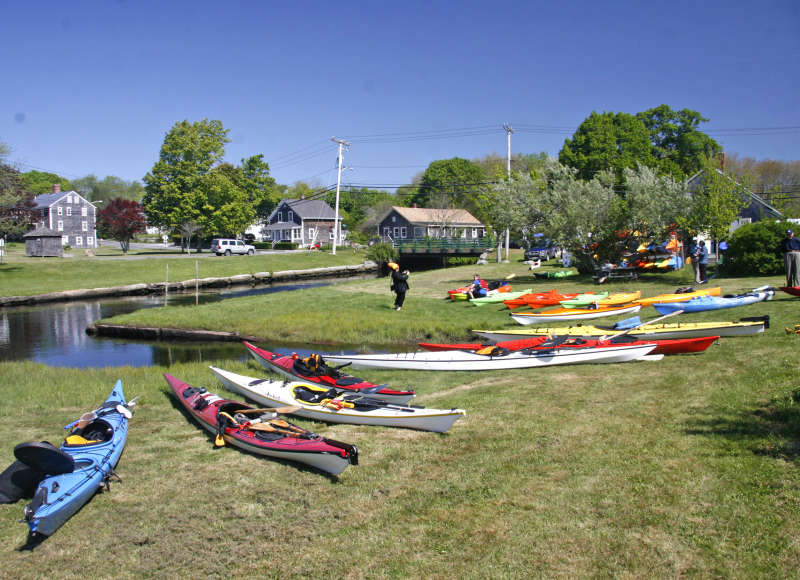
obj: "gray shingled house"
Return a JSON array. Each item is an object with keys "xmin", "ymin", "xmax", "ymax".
[
  {"xmin": 32, "ymin": 184, "xmax": 99, "ymax": 249},
  {"xmin": 262, "ymin": 198, "xmax": 343, "ymax": 247},
  {"xmin": 378, "ymin": 206, "xmax": 485, "ymax": 242}
]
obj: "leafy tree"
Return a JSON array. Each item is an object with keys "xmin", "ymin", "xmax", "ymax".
[
  {"xmin": 237, "ymin": 154, "xmax": 280, "ymax": 222},
  {"xmin": 20, "ymin": 170, "xmax": 74, "ymax": 195},
  {"xmin": 636, "ymin": 105, "xmax": 721, "ymax": 179},
  {"xmin": 195, "ymin": 166, "xmax": 256, "ymax": 237},
  {"xmin": 96, "ymin": 198, "xmax": 147, "ymax": 253},
  {"xmin": 408, "ymin": 158, "xmax": 488, "ymax": 220},
  {"xmin": 680, "ymin": 158, "xmax": 748, "ymax": 246},
  {"xmin": 72, "ymin": 174, "xmax": 145, "ymax": 203},
  {"xmin": 720, "ymin": 220, "xmax": 785, "ymax": 276},
  {"xmin": 142, "ymin": 118, "xmax": 230, "ymax": 243},
  {"xmin": 559, "ymin": 111, "xmax": 655, "ymax": 181},
  {"xmin": 0, "ymin": 146, "xmax": 36, "ymax": 240},
  {"xmin": 324, "ymin": 186, "xmax": 395, "ymax": 236}
]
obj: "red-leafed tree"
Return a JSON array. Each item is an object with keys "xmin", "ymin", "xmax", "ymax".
[{"xmin": 97, "ymin": 197, "xmax": 147, "ymax": 253}]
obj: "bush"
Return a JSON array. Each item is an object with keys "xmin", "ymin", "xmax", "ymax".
[
  {"xmin": 365, "ymin": 242, "xmax": 397, "ymax": 266},
  {"xmin": 720, "ymin": 220, "xmax": 786, "ymax": 276},
  {"xmin": 272, "ymin": 241, "xmax": 298, "ymax": 250}
]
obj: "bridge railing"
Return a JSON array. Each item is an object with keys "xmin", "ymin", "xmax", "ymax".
[{"xmin": 392, "ymin": 238, "xmax": 494, "ymax": 254}]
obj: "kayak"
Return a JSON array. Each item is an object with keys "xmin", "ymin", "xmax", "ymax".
[
  {"xmin": 472, "ymin": 315, "xmax": 769, "ymax": 342},
  {"xmin": 448, "ymin": 281, "xmax": 510, "ymax": 300},
  {"xmin": 560, "ymin": 291, "xmax": 641, "ymax": 308},
  {"xmin": 510, "ymin": 304, "xmax": 642, "ymax": 325},
  {"xmin": 653, "ymin": 289, "xmax": 774, "ymax": 314},
  {"xmin": 164, "ymin": 373, "xmax": 358, "ymax": 476},
  {"xmin": 209, "ymin": 366, "xmax": 465, "ymax": 432},
  {"xmin": 243, "ymin": 341, "xmax": 415, "ymax": 404},
  {"xmin": 320, "ymin": 343, "xmax": 660, "ymax": 371},
  {"xmin": 558, "ymin": 292, "xmax": 608, "ymax": 307},
  {"xmin": 17, "ymin": 381, "xmax": 135, "ymax": 541},
  {"xmin": 634, "ymin": 287, "xmax": 721, "ymax": 306},
  {"xmin": 534, "ymin": 270, "xmax": 577, "ymax": 279},
  {"xmin": 503, "ymin": 290, "xmax": 581, "ymax": 310},
  {"xmin": 780, "ymin": 286, "xmax": 800, "ymax": 297},
  {"xmin": 418, "ymin": 334, "xmax": 718, "ymax": 356},
  {"xmin": 470, "ymin": 289, "xmax": 532, "ymax": 306}
]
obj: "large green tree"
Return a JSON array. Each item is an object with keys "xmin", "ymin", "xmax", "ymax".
[
  {"xmin": 559, "ymin": 111, "xmax": 655, "ymax": 181},
  {"xmin": 407, "ymin": 158, "xmax": 488, "ymax": 220},
  {"xmin": 636, "ymin": 104, "xmax": 721, "ymax": 179},
  {"xmin": 20, "ymin": 170, "xmax": 74, "ymax": 195},
  {"xmin": 72, "ymin": 174, "xmax": 145, "ymax": 203},
  {"xmin": 0, "ymin": 145, "xmax": 36, "ymax": 239}
]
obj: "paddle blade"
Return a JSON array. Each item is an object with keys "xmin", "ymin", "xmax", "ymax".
[{"xmin": 214, "ymin": 434, "xmax": 225, "ymax": 447}]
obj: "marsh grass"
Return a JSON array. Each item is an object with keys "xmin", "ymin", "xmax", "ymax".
[{"xmin": 0, "ymin": 259, "xmax": 799, "ymax": 577}]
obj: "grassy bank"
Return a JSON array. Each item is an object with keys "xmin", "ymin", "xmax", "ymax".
[
  {"xmin": 0, "ymin": 242, "xmax": 369, "ymax": 297},
  {"xmin": 0, "ymin": 262, "xmax": 799, "ymax": 576}
]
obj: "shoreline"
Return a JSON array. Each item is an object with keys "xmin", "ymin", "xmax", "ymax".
[{"xmin": 0, "ymin": 261, "xmax": 379, "ymax": 307}]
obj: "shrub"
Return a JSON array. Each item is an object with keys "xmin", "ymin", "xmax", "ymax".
[
  {"xmin": 720, "ymin": 220, "xmax": 786, "ymax": 276},
  {"xmin": 365, "ymin": 242, "xmax": 397, "ymax": 266},
  {"xmin": 272, "ymin": 241, "xmax": 298, "ymax": 250}
]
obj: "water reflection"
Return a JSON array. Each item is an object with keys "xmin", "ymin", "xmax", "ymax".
[{"xmin": 0, "ymin": 276, "xmax": 371, "ymax": 368}]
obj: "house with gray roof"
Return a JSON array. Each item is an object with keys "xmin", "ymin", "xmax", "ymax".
[
  {"xmin": 378, "ymin": 206, "xmax": 485, "ymax": 242},
  {"xmin": 32, "ymin": 184, "xmax": 98, "ymax": 249},
  {"xmin": 262, "ymin": 198, "xmax": 343, "ymax": 247}
]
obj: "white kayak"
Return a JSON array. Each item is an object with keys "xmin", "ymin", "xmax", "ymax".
[
  {"xmin": 320, "ymin": 343, "xmax": 660, "ymax": 371},
  {"xmin": 209, "ymin": 366, "xmax": 465, "ymax": 433},
  {"xmin": 510, "ymin": 304, "xmax": 642, "ymax": 325}
]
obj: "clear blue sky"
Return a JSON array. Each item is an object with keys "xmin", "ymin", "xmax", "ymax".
[{"xmin": 2, "ymin": 0, "xmax": 798, "ymax": 192}]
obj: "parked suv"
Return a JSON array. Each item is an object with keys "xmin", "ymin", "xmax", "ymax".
[
  {"xmin": 210, "ymin": 238, "xmax": 255, "ymax": 256},
  {"xmin": 524, "ymin": 239, "xmax": 559, "ymax": 261}
]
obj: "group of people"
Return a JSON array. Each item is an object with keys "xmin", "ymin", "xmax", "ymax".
[{"xmin": 688, "ymin": 239, "xmax": 710, "ymax": 285}]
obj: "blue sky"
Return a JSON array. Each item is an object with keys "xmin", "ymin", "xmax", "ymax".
[{"xmin": 2, "ymin": 0, "xmax": 798, "ymax": 192}]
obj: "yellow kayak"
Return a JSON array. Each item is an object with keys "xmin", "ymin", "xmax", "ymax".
[
  {"xmin": 634, "ymin": 287, "xmax": 721, "ymax": 307},
  {"xmin": 596, "ymin": 291, "xmax": 641, "ymax": 306}
]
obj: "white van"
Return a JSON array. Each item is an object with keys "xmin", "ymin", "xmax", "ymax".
[{"xmin": 210, "ymin": 238, "xmax": 255, "ymax": 256}]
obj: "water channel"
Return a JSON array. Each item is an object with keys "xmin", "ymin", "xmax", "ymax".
[{"xmin": 0, "ymin": 276, "xmax": 374, "ymax": 368}]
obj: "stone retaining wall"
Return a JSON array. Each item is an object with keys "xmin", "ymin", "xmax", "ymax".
[{"xmin": 0, "ymin": 261, "xmax": 378, "ymax": 307}]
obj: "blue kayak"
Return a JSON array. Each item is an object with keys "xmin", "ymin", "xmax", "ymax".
[
  {"xmin": 653, "ymin": 289, "xmax": 774, "ymax": 314},
  {"xmin": 16, "ymin": 380, "xmax": 135, "ymax": 541}
]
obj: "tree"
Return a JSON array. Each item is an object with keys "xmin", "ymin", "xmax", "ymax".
[
  {"xmin": 20, "ymin": 170, "xmax": 73, "ymax": 195},
  {"xmin": 559, "ymin": 111, "xmax": 655, "ymax": 182},
  {"xmin": 0, "ymin": 146, "xmax": 36, "ymax": 240},
  {"xmin": 96, "ymin": 198, "xmax": 147, "ymax": 253},
  {"xmin": 680, "ymin": 158, "xmax": 749, "ymax": 245},
  {"xmin": 72, "ymin": 174, "xmax": 145, "ymax": 203},
  {"xmin": 408, "ymin": 158, "xmax": 489, "ymax": 220},
  {"xmin": 142, "ymin": 118, "xmax": 230, "ymax": 244},
  {"xmin": 636, "ymin": 105, "xmax": 721, "ymax": 179},
  {"xmin": 237, "ymin": 154, "xmax": 280, "ymax": 222}
]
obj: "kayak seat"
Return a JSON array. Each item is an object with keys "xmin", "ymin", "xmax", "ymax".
[
  {"xmin": 65, "ymin": 419, "xmax": 113, "ymax": 446},
  {"xmin": 253, "ymin": 430, "xmax": 284, "ymax": 442},
  {"xmin": 294, "ymin": 386, "xmax": 340, "ymax": 404}
]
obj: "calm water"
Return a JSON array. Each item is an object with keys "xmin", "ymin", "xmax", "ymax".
[{"xmin": 0, "ymin": 277, "xmax": 372, "ymax": 368}]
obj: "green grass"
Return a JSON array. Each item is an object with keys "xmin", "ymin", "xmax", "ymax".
[
  {"xmin": 1, "ymin": 255, "xmax": 799, "ymax": 576},
  {"xmin": 0, "ymin": 242, "xmax": 369, "ymax": 296}
]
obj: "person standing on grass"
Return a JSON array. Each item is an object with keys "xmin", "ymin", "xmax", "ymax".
[
  {"xmin": 388, "ymin": 262, "xmax": 409, "ymax": 310},
  {"xmin": 697, "ymin": 240, "xmax": 709, "ymax": 284},
  {"xmin": 688, "ymin": 239, "xmax": 700, "ymax": 284},
  {"xmin": 780, "ymin": 229, "xmax": 800, "ymax": 287}
]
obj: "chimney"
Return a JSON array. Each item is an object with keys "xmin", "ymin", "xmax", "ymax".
[{"xmin": 52, "ymin": 184, "xmax": 61, "ymax": 194}]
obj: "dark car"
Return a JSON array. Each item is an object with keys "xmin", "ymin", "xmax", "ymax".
[{"xmin": 524, "ymin": 239, "xmax": 559, "ymax": 261}]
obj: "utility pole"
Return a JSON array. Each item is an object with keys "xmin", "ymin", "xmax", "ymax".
[
  {"xmin": 502, "ymin": 124, "xmax": 514, "ymax": 262},
  {"xmin": 331, "ymin": 137, "xmax": 350, "ymax": 255}
]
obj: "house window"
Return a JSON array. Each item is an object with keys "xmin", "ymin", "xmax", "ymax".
[
  {"xmin": 400, "ymin": 227, "xmax": 407, "ymax": 238},
  {"xmin": 394, "ymin": 227, "xmax": 400, "ymax": 238},
  {"xmin": 383, "ymin": 227, "xmax": 391, "ymax": 238},
  {"xmin": 472, "ymin": 228, "xmax": 478, "ymax": 238},
  {"xmin": 66, "ymin": 195, "xmax": 72, "ymax": 203},
  {"xmin": 62, "ymin": 235, "xmax": 69, "ymax": 245},
  {"xmin": 82, "ymin": 221, "xmax": 88, "ymax": 231},
  {"xmin": 277, "ymin": 211, "xmax": 283, "ymax": 222},
  {"xmin": 67, "ymin": 207, "xmax": 72, "ymax": 216},
  {"xmin": 87, "ymin": 237, "xmax": 94, "ymax": 246},
  {"xmin": 75, "ymin": 236, "xmax": 83, "ymax": 246},
  {"xmin": 292, "ymin": 228, "xmax": 301, "ymax": 240},
  {"xmin": 57, "ymin": 220, "xmax": 63, "ymax": 231},
  {"xmin": 391, "ymin": 216, "xmax": 396, "ymax": 222},
  {"xmin": 57, "ymin": 206, "xmax": 63, "ymax": 216},
  {"xmin": 461, "ymin": 229, "xmax": 467, "ymax": 238},
  {"xmin": 288, "ymin": 211, "xmax": 294, "ymax": 223},
  {"xmin": 308, "ymin": 227, "xmax": 316, "ymax": 238},
  {"xmin": 414, "ymin": 227, "xmax": 424, "ymax": 238},
  {"xmin": 82, "ymin": 207, "xmax": 88, "ymax": 217}
]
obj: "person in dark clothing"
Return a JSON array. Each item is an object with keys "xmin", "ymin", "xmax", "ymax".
[
  {"xmin": 388, "ymin": 262, "xmax": 410, "ymax": 310},
  {"xmin": 780, "ymin": 229, "xmax": 800, "ymax": 287},
  {"xmin": 696, "ymin": 240, "xmax": 709, "ymax": 284}
]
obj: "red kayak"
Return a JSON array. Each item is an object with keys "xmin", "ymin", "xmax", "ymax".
[
  {"xmin": 780, "ymin": 286, "xmax": 800, "ymax": 297},
  {"xmin": 164, "ymin": 373, "xmax": 358, "ymax": 476},
  {"xmin": 242, "ymin": 342, "xmax": 416, "ymax": 404},
  {"xmin": 418, "ymin": 334, "xmax": 719, "ymax": 356},
  {"xmin": 503, "ymin": 290, "xmax": 582, "ymax": 310}
]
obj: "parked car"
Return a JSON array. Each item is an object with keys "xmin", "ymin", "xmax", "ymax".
[
  {"xmin": 210, "ymin": 238, "xmax": 255, "ymax": 256},
  {"xmin": 524, "ymin": 239, "xmax": 559, "ymax": 261}
]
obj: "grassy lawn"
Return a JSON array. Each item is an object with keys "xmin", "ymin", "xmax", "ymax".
[
  {"xmin": 0, "ymin": 242, "xmax": 370, "ymax": 297},
  {"xmin": 0, "ymin": 256, "xmax": 799, "ymax": 576}
]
